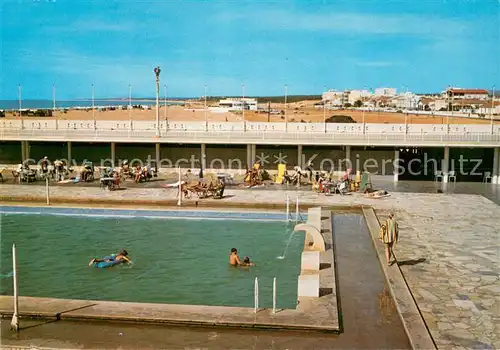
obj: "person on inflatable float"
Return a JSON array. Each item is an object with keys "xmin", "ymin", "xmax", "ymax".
[{"xmin": 88, "ymin": 249, "xmax": 130, "ymax": 266}]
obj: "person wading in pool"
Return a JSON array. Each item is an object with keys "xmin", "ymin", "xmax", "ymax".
[
  {"xmin": 229, "ymin": 248, "xmax": 242, "ymax": 266},
  {"xmin": 88, "ymin": 249, "xmax": 131, "ymax": 266}
]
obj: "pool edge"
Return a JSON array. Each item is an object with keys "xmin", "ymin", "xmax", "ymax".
[
  {"xmin": 0, "ymin": 296, "xmax": 340, "ymax": 333},
  {"xmin": 362, "ymin": 207, "xmax": 437, "ymax": 350}
]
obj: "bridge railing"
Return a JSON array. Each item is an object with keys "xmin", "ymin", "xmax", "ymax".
[{"xmin": 1, "ymin": 128, "xmax": 500, "ymax": 144}]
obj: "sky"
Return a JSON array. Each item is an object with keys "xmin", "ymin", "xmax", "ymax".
[{"xmin": 1, "ymin": 0, "xmax": 499, "ymax": 99}]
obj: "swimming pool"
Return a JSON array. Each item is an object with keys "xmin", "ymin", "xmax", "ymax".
[{"xmin": 0, "ymin": 207, "xmax": 304, "ymax": 309}]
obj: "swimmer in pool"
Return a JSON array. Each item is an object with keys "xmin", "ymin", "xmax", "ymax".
[
  {"xmin": 242, "ymin": 256, "xmax": 255, "ymax": 267},
  {"xmin": 88, "ymin": 249, "xmax": 130, "ymax": 266},
  {"xmin": 229, "ymin": 248, "xmax": 242, "ymax": 266}
]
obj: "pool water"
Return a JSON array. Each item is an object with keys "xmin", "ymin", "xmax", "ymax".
[{"xmin": 0, "ymin": 213, "xmax": 303, "ymax": 309}]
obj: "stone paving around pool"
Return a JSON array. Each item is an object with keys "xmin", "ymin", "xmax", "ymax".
[{"xmin": 1, "ymin": 184, "xmax": 499, "ymax": 349}]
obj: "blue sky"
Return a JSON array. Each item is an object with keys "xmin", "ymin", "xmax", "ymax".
[{"xmin": 1, "ymin": 0, "xmax": 499, "ymax": 99}]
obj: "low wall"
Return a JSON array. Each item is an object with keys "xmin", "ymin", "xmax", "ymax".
[{"xmin": 2, "ymin": 119, "xmax": 500, "ymax": 134}]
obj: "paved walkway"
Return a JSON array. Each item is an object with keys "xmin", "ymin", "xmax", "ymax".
[{"xmin": 1, "ymin": 184, "xmax": 499, "ymax": 349}]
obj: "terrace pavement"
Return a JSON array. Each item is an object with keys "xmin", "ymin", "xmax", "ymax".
[{"xmin": 1, "ymin": 182, "xmax": 499, "ymax": 349}]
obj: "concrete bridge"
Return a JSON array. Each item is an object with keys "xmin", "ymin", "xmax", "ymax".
[{"xmin": 1, "ymin": 120, "xmax": 500, "ymax": 184}]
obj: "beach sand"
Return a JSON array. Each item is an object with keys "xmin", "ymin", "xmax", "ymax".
[{"xmin": 3, "ymin": 101, "xmax": 498, "ymax": 124}]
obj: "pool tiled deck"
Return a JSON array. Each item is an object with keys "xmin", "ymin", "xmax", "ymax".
[{"xmin": 1, "ymin": 184, "xmax": 499, "ymax": 349}]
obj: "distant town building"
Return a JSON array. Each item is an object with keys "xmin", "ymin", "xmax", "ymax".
[
  {"xmin": 443, "ymin": 88, "xmax": 489, "ymax": 100},
  {"xmin": 390, "ymin": 93, "xmax": 421, "ymax": 109},
  {"xmin": 347, "ymin": 90, "xmax": 372, "ymax": 104},
  {"xmin": 322, "ymin": 90, "xmax": 344, "ymax": 106},
  {"xmin": 218, "ymin": 98, "xmax": 258, "ymax": 111},
  {"xmin": 374, "ymin": 88, "xmax": 397, "ymax": 96}
]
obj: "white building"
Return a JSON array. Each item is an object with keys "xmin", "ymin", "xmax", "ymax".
[
  {"xmin": 347, "ymin": 89, "xmax": 372, "ymax": 104},
  {"xmin": 322, "ymin": 90, "xmax": 344, "ymax": 106},
  {"xmin": 443, "ymin": 88, "xmax": 489, "ymax": 100},
  {"xmin": 218, "ymin": 98, "xmax": 258, "ymax": 111},
  {"xmin": 374, "ymin": 88, "xmax": 397, "ymax": 97},
  {"xmin": 390, "ymin": 93, "xmax": 421, "ymax": 109}
]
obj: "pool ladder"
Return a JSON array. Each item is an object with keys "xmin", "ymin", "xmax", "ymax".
[{"xmin": 254, "ymin": 277, "xmax": 277, "ymax": 314}]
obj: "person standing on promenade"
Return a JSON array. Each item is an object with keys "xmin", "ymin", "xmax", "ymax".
[{"xmin": 380, "ymin": 213, "xmax": 399, "ymax": 266}]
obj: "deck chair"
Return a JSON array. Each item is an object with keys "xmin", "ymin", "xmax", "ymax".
[
  {"xmin": 275, "ymin": 164, "xmax": 286, "ymax": 184},
  {"xmin": 359, "ymin": 172, "xmax": 373, "ymax": 192}
]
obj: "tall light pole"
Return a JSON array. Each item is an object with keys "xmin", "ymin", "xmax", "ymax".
[
  {"xmin": 491, "ymin": 85, "xmax": 496, "ymax": 133},
  {"xmin": 154, "ymin": 66, "xmax": 161, "ymax": 137},
  {"xmin": 446, "ymin": 87, "xmax": 455, "ymax": 133},
  {"xmin": 53, "ymin": 84, "xmax": 57, "ymax": 129},
  {"xmin": 128, "ymin": 84, "xmax": 132, "ymax": 130},
  {"xmin": 242, "ymin": 83, "xmax": 246, "ymax": 131},
  {"xmin": 403, "ymin": 85, "xmax": 408, "ymax": 132},
  {"xmin": 18, "ymin": 84, "xmax": 23, "ymax": 129},
  {"xmin": 92, "ymin": 84, "xmax": 96, "ymax": 130},
  {"xmin": 284, "ymin": 84, "xmax": 288, "ymax": 132},
  {"xmin": 362, "ymin": 85, "xmax": 368, "ymax": 132},
  {"xmin": 204, "ymin": 85, "xmax": 208, "ymax": 131},
  {"xmin": 323, "ymin": 84, "xmax": 327, "ymax": 133},
  {"xmin": 164, "ymin": 84, "xmax": 167, "ymax": 121}
]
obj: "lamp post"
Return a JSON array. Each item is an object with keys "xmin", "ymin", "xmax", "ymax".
[
  {"xmin": 362, "ymin": 85, "xmax": 368, "ymax": 133},
  {"xmin": 18, "ymin": 84, "xmax": 23, "ymax": 129},
  {"xmin": 92, "ymin": 84, "xmax": 96, "ymax": 130},
  {"xmin": 403, "ymin": 85, "xmax": 408, "ymax": 133},
  {"xmin": 242, "ymin": 83, "xmax": 246, "ymax": 131},
  {"xmin": 154, "ymin": 66, "xmax": 161, "ymax": 137},
  {"xmin": 204, "ymin": 84, "xmax": 208, "ymax": 131},
  {"xmin": 164, "ymin": 84, "xmax": 167, "ymax": 122},
  {"xmin": 165, "ymin": 85, "xmax": 169, "ymax": 131},
  {"xmin": 491, "ymin": 85, "xmax": 496, "ymax": 134},
  {"xmin": 284, "ymin": 84, "xmax": 288, "ymax": 132},
  {"xmin": 128, "ymin": 84, "xmax": 132, "ymax": 130},
  {"xmin": 323, "ymin": 84, "xmax": 327, "ymax": 133},
  {"xmin": 446, "ymin": 85, "xmax": 451, "ymax": 129},
  {"xmin": 53, "ymin": 84, "xmax": 57, "ymax": 130}
]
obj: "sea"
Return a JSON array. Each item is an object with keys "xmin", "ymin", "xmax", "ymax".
[{"xmin": 0, "ymin": 99, "xmax": 185, "ymax": 110}]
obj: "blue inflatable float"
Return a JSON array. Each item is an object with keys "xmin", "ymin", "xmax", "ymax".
[{"xmin": 89, "ymin": 254, "xmax": 125, "ymax": 269}]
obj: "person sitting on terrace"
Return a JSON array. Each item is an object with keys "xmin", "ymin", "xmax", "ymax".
[
  {"xmin": 134, "ymin": 165, "xmax": 143, "ymax": 183},
  {"xmin": 40, "ymin": 156, "xmax": 49, "ymax": 174},
  {"xmin": 80, "ymin": 164, "xmax": 92, "ymax": 182},
  {"xmin": 121, "ymin": 160, "xmax": 130, "ymax": 176},
  {"xmin": 365, "ymin": 189, "xmax": 389, "ymax": 197},
  {"xmin": 113, "ymin": 169, "xmax": 121, "ymax": 187}
]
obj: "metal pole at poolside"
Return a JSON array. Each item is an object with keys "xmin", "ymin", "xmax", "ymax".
[
  {"xmin": 272, "ymin": 277, "xmax": 277, "ymax": 314},
  {"xmin": 177, "ymin": 166, "xmax": 182, "ymax": 206},
  {"xmin": 10, "ymin": 244, "xmax": 19, "ymax": 332},
  {"xmin": 254, "ymin": 277, "xmax": 259, "ymax": 313},
  {"xmin": 46, "ymin": 176, "xmax": 50, "ymax": 205}
]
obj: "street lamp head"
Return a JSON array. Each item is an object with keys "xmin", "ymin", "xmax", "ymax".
[{"xmin": 154, "ymin": 66, "xmax": 161, "ymax": 77}]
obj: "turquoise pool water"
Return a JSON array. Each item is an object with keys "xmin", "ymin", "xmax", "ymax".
[{"xmin": 0, "ymin": 212, "xmax": 303, "ymax": 309}]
